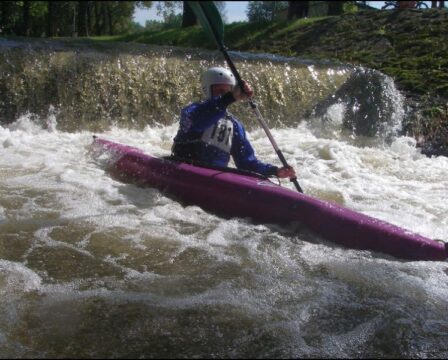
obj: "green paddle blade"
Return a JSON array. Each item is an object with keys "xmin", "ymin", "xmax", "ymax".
[{"xmin": 187, "ymin": 1, "xmax": 224, "ymax": 47}]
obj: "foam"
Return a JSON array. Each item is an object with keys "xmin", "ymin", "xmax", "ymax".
[{"xmin": 0, "ymin": 260, "xmax": 42, "ymax": 293}]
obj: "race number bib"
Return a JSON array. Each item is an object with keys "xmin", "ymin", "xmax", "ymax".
[{"xmin": 201, "ymin": 118, "xmax": 233, "ymax": 153}]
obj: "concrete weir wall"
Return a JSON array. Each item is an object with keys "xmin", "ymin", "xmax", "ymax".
[{"xmin": 0, "ymin": 39, "xmax": 403, "ymax": 137}]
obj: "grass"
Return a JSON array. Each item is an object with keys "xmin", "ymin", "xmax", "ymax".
[{"xmin": 87, "ymin": 17, "xmax": 331, "ymax": 50}]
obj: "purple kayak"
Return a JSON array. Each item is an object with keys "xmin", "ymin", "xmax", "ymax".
[{"xmin": 92, "ymin": 137, "xmax": 447, "ymax": 261}]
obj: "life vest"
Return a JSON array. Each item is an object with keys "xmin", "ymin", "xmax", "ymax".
[{"xmin": 172, "ymin": 114, "xmax": 234, "ymax": 161}]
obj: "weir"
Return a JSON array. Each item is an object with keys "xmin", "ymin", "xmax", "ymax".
[{"xmin": 1, "ymin": 39, "xmax": 403, "ymax": 138}]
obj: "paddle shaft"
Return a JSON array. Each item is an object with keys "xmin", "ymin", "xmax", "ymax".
[
  {"xmin": 201, "ymin": 4, "xmax": 303, "ymax": 193},
  {"xmin": 232, "ymin": 60, "xmax": 303, "ymax": 193}
]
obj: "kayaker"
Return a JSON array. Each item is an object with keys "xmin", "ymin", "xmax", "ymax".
[{"xmin": 171, "ymin": 67, "xmax": 296, "ymax": 179}]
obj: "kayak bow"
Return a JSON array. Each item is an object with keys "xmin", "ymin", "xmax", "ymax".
[{"xmin": 91, "ymin": 137, "xmax": 447, "ymax": 261}]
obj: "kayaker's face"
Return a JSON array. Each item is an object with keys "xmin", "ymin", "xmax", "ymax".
[{"xmin": 211, "ymin": 84, "xmax": 233, "ymax": 97}]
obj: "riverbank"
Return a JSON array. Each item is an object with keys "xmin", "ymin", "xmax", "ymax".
[{"xmin": 240, "ymin": 8, "xmax": 448, "ymax": 157}]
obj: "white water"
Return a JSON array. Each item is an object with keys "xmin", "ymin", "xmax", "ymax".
[{"xmin": 1, "ymin": 114, "xmax": 447, "ymax": 358}]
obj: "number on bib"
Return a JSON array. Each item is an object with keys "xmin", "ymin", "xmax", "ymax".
[{"xmin": 202, "ymin": 118, "xmax": 233, "ymax": 153}]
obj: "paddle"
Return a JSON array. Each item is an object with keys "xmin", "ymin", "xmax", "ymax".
[{"xmin": 187, "ymin": 1, "xmax": 304, "ymax": 193}]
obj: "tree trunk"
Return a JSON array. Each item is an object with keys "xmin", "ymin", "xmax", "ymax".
[
  {"xmin": 94, "ymin": 2, "xmax": 101, "ymax": 35},
  {"xmin": 78, "ymin": 1, "xmax": 88, "ymax": 36},
  {"xmin": 101, "ymin": 2, "xmax": 109, "ymax": 35},
  {"xmin": 72, "ymin": 4, "xmax": 77, "ymax": 37},
  {"xmin": 1, "ymin": 1, "xmax": 14, "ymax": 34},
  {"xmin": 22, "ymin": 1, "xmax": 32, "ymax": 36},
  {"xmin": 182, "ymin": 2, "xmax": 197, "ymax": 28},
  {"xmin": 397, "ymin": 1, "xmax": 416, "ymax": 9},
  {"xmin": 288, "ymin": 1, "xmax": 308, "ymax": 20},
  {"xmin": 47, "ymin": 1, "xmax": 55, "ymax": 37},
  {"xmin": 106, "ymin": 3, "xmax": 113, "ymax": 35},
  {"xmin": 87, "ymin": 1, "xmax": 93, "ymax": 36},
  {"xmin": 328, "ymin": 1, "xmax": 344, "ymax": 15}
]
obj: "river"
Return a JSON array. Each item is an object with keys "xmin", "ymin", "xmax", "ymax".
[{"xmin": 0, "ymin": 40, "xmax": 447, "ymax": 358}]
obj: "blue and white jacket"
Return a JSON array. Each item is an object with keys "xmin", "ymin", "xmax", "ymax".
[{"xmin": 172, "ymin": 92, "xmax": 278, "ymax": 176}]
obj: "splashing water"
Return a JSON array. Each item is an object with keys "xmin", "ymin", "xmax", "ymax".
[
  {"xmin": 1, "ymin": 110, "xmax": 447, "ymax": 358},
  {"xmin": 0, "ymin": 41, "xmax": 447, "ymax": 358}
]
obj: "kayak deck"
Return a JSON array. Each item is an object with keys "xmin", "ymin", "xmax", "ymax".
[{"xmin": 91, "ymin": 137, "xmax": 447, "ymax": 261}]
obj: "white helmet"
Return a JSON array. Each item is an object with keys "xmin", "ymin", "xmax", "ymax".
[{"xmin": 201, "ymin": 67, "xmax": 236, "ymax": 98}]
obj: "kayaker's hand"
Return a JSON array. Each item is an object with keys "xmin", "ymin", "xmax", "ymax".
[
  {"xmin": 277, "ymin": 166, "xmax": 296, "ymax": 179},
  {"xmin": 232, "ymin": 80, "xmax": 254, "ymax": 101}
]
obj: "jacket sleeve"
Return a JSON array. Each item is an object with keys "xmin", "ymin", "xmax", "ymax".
[
  {"xmin": 231, "ymin": 120, "xmax": 279, "ymax": 177},
  {"xmin": 180, "ymin": 92, "xmax": 236, "ymax": 133}
]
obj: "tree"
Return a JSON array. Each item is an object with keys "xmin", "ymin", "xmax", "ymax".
[
  {"xmin": 47, "ymin": 1, "xmax": 55, "ymax": 37},
  {"xmin": 29, "ymin": 2, "xmax": 48, "ymax": 36},
  {"xmin": 1, "ymin": 1, "xmax": 152, "ymax": 37},
  {"xmin": 182, "ymin": 1, "xmax": 196, "ymax": 27},
  {"xmin": 135, "ymin": 1, "xmax": 153, "ymax": 10},
  {"xmin": 328, "ymin": 1, "xmax": 345, "ymax": 15},
  {"xmin": 86, "ymin": 1, "xmax": 137, "ymax": 36},
  {"xmin": 248, "ymin": 1, "xmax": 269, "ymax": 22},
  {"xmin": 46, "ymin": 1, "xmax": 77, "ymax": 37},
  {"xmin": 108, "ymin": 2, "xmax": 136, "ymax": 35},
  {"xmin": 155, "ymin": 1, "xmax": 226, "ymax": 28},
  {"xmin": 22, "ymin": 1, "xmax": 32, "ymax": 36},
  {"xmin": 431, "ymin": 1, "xmax": 445, "ymax": 8},
  {"xmin": 287, "ymin": 1, "xmax": 309, "ymax": 20},
  {"xmin": 1, "ymin": 1, "xmax": 21, "ymax": 34},
  {"xmin": 164, "ymin": 13, "xmax": 182, "ymax": 28},
  {"xmin": 247, "ymin": 1, "xmax": 288, "ymax": 23},
  {"xmin": 128, "ymin": 21, "xmax": 144, "ymax": 32},
  {"xmin": 215, "ymin": 1, "xmax": 227, "ymax": 23},
  {"xmin": 268, "ymin": 1, "xmax": 288, "ymax": 20},
  {"xmin": 155, "ymin": 1, "xmax": 182, "ymax": 21},
  {"xmin": 77, "ymin": 1, "xmax": 88, "ymax": 36}
]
